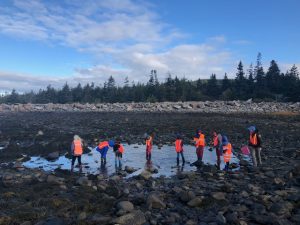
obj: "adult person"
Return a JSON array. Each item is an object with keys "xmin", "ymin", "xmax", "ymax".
[
  {"xmin": 71, "ymin": 135, "xmax": 83, "ymax": 172},
  {"xmin": 193, "ymin": 129, "xmax": 205, "ymax": 161},
  {"xmin": 248, "ymin": 126, "xmax": 262, "ymax": 167},
  {"xmin": 212, "ymin": 131, "xmax": 223, "ymax": 170},
  {"xmin": 175, "ymin": 135, "xmax": 185, "ymax": 165}
]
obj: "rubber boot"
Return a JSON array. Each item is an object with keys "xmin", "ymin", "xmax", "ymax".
[
  {"xmin": 182, "ymin": 156, "xmax": 185, "ymax": 164},
  {"xmin": 177, "ymin": 158, "xmax": 179, "ymax": 165},
  {"xmin": 104, "ymin": 158, "xmax": 107, "ymax": 165},
  {"xmin": 79, "ymin": 165, "xmax": 82, "ymax": 173},
  {"xmin": 71, "ymin": 165, "xmax": 74, "ymax": 172}
]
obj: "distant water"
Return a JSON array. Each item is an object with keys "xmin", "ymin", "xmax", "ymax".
[{"xmin": 23, "ymin": 145, "xmax": 239, "ymax": 177}]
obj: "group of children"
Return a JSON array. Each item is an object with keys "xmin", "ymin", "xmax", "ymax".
[{"xmin": 70, "ymin": 125, "xmax": 262, "ymax": 172}]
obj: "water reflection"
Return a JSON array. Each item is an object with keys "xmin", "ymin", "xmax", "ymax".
[{"xmin": 23, "ymin": 145, "xmax": 240, "ymax": 178}]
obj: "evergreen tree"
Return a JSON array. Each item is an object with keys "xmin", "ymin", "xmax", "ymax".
[
  {"xmin": 266, "ymin": 60, "xmax": 282, "ymax": 94},
  {"xmin": 205, "ymin": 74, "xmax": 220, "ymax": 99},
  {"xmin": 222, "ymin": 73, "xmax": 231, "ymax": 92},
  {"xmin": 234, "ymin": 61, "xmax": 249, "ymax": 99},
  {"xmin": 254, "ymin": 52, "xmax": 267, "ymax": 99}
]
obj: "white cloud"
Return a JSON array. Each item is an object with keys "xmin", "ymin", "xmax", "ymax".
[{"xmin": 0, "ymin": 0, "xmax": 236, "ymax": 91}]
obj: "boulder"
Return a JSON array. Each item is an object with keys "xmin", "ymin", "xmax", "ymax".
[
  {"xmin": 139, "ymin": 170, "xmax": 152, "ymax": 180},
  {"xmin": 147, "ymin": 194, "xmax": 166, "ymax": 209},
  {"xmin": 124, "ymin": 166, "xmax": 136, "ymax": 173},
  {"xmin": 46, "ymin": 151, "xmax": 59, "ymax": 161},
  {"xmin": 187, "ymin": 197, "xmax": 203, "ymax": 207},
  {"xmin": 117, "ymin": 201, "xmax": 134, "ymax": 212},
  {"xmin": 112, "ymin": 210, "xmax": 146, "ymax": 225},
  {"xmin": 76, "ymin": 176, "xmax": 92, "ymax": 186},
  {"xmin": 46, "ymin": 175, "xmax": 65, "ymax": 185},
  {"xmin": 212, "ymin": 192, "xmax": 226, "ymax": 200}
]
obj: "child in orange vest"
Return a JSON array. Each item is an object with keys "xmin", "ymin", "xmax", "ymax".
[
  {"xmin": 113, "ymin": 140, "xmax": 124, "ymax": 168},
  {"xmin": 71, "ymin": 135, "xmax": 83, "ymax": 172},
  {"xmin": 145, "ymin": 135, "xmax": 153, "ymax": 161},
  {"xmin": 175, "ymin": 135, "xmax": 185, "ymax": 165}
]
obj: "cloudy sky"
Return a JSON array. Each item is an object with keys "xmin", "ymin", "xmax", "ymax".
[{"xmin": 0, "ymin": 0, "xmax": 299, "ymax": 92}]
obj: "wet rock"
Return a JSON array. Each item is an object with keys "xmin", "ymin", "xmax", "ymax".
[
  {"xmin": 180, "ymin": 190, "xmax": 196, "ymax": 202},
  {"xmin": 269, "ymin": 202, "xmax": 294, "ymax": 216},
  {"xmin": 35, "ymin": 217, "xmax": 65, "ymax": 225},
  {"xmin": 139, "ymin": 170, "xmax": 152, "ymax": 180},
  {"xmin": 125, "ymin": 166, "xmax": 136, "ymax": 173},
  {"xmin": 20, "ymin": 221, "xmax": 32, "ymax": 225},
  {"xmin": 37, "ymin": 130, "xmax": 44, "ymax": 136},
  {"xmin": 106, "ymin": 184, "xmax": 122, "ymax": 198},
  {"xmin": 117, "ymin": 201, "xmax": 134, "ymax": 212},
  {"xmin": 46, "ymin": 175, "xmax": 65, "ymax": 185},
  {"xmin": 0, "ymin": 215, "xmax": 11, "ymax": 225},
  {"xmin": 77, "ymin": 212, "xmax": 87, "ymax": 220},
  {"xmin": 147, "ymin": 193, "xmax": 166, "ymax": 209},
  {"xmin": 89, "ymin": 215, "xmax": 111, "ymax": 224},
  {"xmin": 46, "ymin": 151, "xmax": 59, "ymax": 161},
  {"xmin": 187, "ymin": 197, "xmax": 203, "ymax": 207},
  {"xmin": 76, "ymin": 176, "xmax": 92, "ymax": 186},
  {"xmin": 112, "ymin": 210, "xmax": 146, "ymax": 225},
  {"xmin": 212, "ymin": 192, "xmax": 226, "ymax": 200},
  {"xmin": 216, "ymin": 212, "xmax": 226, "ymax": 225}
]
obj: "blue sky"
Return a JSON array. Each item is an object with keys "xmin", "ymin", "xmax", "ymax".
[{"xmin": 0, "ymin": 0, "xmax": 299, "ymax": 92}]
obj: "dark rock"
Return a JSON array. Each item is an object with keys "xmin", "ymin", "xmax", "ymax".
[
  {"xmin": 179, "ymin": 190, "xmax": 196, "ymax": 202},
  {"xmin": 46, "ymin": 151, "xmax": 59, "ymax": 161}
]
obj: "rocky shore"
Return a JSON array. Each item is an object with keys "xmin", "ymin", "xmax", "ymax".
[
  {"xmin": 1, "ymin": 100, "xmax": 300, "ymax": 114},
  {"xmin": 0, "ymin": 111, "xmax": 299, "ymax": 224}
]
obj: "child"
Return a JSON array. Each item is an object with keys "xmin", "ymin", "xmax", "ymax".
[
  {"xmin": 222, "ymin": 135, "xmax": 232, "ymax": 171},
  {"xmin": 175, "ymin": 135, "xmax": 185, "ymax": 165},
  {"xmin": 193, "ymin": 129, "xmax": 205, "ymax": 161},
  {"xmin": 96, "ymin": 140, "xmax": 114, "ymax": 164},
  {"xmin": 145, "ymin": 135, "xmax": 153, "ymax": 161},
  {"xmin": 113, "ymin": 140, "xmax": 124, "ymax": 168}
]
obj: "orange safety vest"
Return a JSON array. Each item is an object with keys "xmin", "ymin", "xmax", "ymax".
[
  {"xmin": 249, "ymin": 133, "xmax": 258, "ymax": 145},
  {"xmin": 213, "ymin": 135, "xmax": 218, "ymax": 147},
  {"xmin": 73, "ymin": 140, "xmax": 83, "ymax": 155},
  {"xmin": 223, "ymin": 143, "xmax": 232, "ymax": 163},
  {"xmin": 175, "ymin": 139, "xmax": 183, "ymax": 152},
  {"xmin": 118, "ymin": 144, "xmax": 124, "ymax": 154},
  {"xmin": 146, "ymin": 137, "xmax": 153, "ymax": 147},
  {"xmin": 194, "ymin": 134, "xmax": 205, "ymax": 147},
  {"xmin": 98, "ymin": 141, "xmax": 109, "ymax": 149}
]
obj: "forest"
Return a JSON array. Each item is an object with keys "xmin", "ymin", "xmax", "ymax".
[{"xmin": 1, "ymin": 53, "xmax": 299, "ymax": 103}]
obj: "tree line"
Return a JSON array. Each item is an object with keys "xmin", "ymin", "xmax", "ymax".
[{"xmin": 1, "ymin": 53, "xmax": 299, "ymax": 104}]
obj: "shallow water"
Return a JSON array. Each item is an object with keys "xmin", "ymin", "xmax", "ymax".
[{"xmin": 23, "ymin": 145, "xmax": 239, "ymax": 177}]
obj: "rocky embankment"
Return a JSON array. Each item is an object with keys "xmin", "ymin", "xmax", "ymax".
[
  {"xmin": 0, "ymin": 150, "xmax": 299, "ymax": 225},
  {"xmin": 1, "ymin": 100, "xmax": 300, "ymax": 113}
]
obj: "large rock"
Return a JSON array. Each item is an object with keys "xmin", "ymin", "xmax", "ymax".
[
  {"xmin": 179, "ymin": 190, "xmax": 196, "ymax": 202},
  {"xmin": 212, "ymin": 192, "xmax": 226, "ymax": 200},
  {"xmin": 124, "ymin": 166, "xmax": 136, "ymax": 174},
  {"xmin": 47, "ymin": 175, "xmax": 65, "ymax": 185},
  {"xmin": 147, "ymin": 193, "xmax": 166, "ymax": 209},
  {"xmin": 187, "ymin": 197, "xmax": 203, "ymax": 207},
  {"xmin": 139, "ymin": 170, "xmax": 152, "ymax": 180},
  {"xmin": 46, "ymin": 151, "xmax": 59, "ymax": 161},
  {"xmin": 112, "ymin": 210, "xmax": 146, "ymax": 225},
  {"xmin": 76, "ymin": 177, "xmax": 92, "ymax": 186},
  {"xmin": 117, "ymin": 201, "xmax": 134, "ymax": 212}
]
